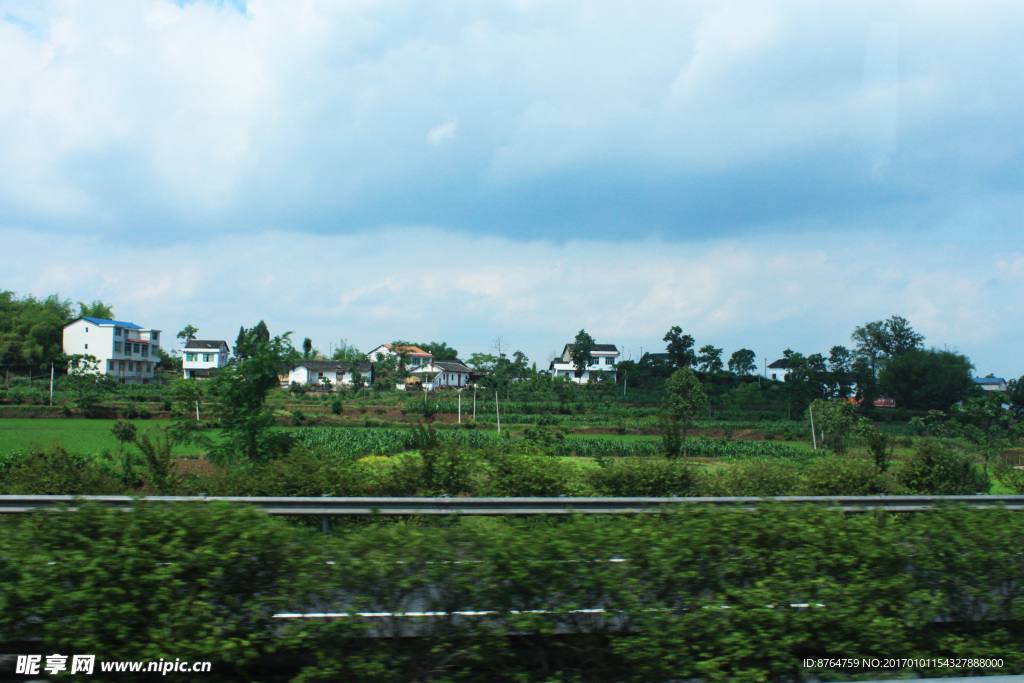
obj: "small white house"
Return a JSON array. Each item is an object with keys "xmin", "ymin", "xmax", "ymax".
[
  {"xmin": 974, "ymin": 377, "xmax": 1008, "ymax": 392},
  {"xmin": 409, "ymin": 360, "xmax": 473, "ymax": 390},
  {"xmin": 182, "ymin": 340, "xmax": 230, "ymax": 379},
  {"xmin": 285, "ymin": 361, "xmax": 372, "ymax": 389},
  {"xmin": 62, "ymin": 317, "xmax": 162, "ymax": 384},
  {"xmin": 765, "ymin": 358, "xmax": 790, "ymax": 381},
  {"xmin": 548, "ymin": 343, "xmax": 619, "ymax": 384}
]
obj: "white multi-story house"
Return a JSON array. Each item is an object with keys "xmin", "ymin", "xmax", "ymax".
[
  {"xmin": 62, "ymin": 317, "xmax": 162, "ymax": 384},
  {"xmin": 183, "ymin": 340, "xmax": 230, "ymax": 379},
  {"xmin": 549, "ymin": 343, "xmax": 619, "ymax": 384}
]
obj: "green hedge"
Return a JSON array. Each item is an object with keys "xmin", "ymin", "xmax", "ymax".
[{"xmin": 1, "ymin": 502, "xmax": 1022, "ymax": 681}]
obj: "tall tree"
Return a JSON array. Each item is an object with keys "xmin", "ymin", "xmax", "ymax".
[
  {"xmin": 208, "ymin": 332, "xmax": 295, "ymax": 463},
  {"xmin": 727, "ymin": 348, "xmax": 756, "ymax": 375},
  {"xmin": 78, "ymin": 300, "xmax": 115, "ymax": 319},
  {"xmin": 852, "ymin": 315, "xmax": 925, "ymax": 377},
  {"xmin": 663, "ymin": 326, "xmax": 696, "ymax": 368},
  {"xmin": 662, "ymin": 368, "xmax": 709, "ymax": 458},
  {"xmin": 696, "ymin": 345, "xmax": 724, "ymax": 373},
  {"xmin": 879, "ymin": 348, "xmax": 975, "ymax": 410},
  {"xmin": 177, "ymin": 325, "xmax": 199, "ymax": 345},
  {"xmin": 827, "ymin": 345, "xmax": 854, "ymax": 398},
  {"xmin": 302, "ymin": 337, "xmax": 313, "ymax": 359},
  {"xmin": 418, "ymin": 341, "xmax": 459, "ymax": 361},
  {"xmin": 569, "ymin": 329, "xmax": 596, "ymax": 380}
]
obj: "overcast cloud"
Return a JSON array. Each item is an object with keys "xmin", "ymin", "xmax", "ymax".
[{"xmin": 2, "ymin": 0, "xmax": 1022, "ymax": 375}]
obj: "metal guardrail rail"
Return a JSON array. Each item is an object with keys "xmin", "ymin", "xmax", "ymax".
[{"xmin": 0, "ymin": 494, "xmax": 1023, "ymax": 515}]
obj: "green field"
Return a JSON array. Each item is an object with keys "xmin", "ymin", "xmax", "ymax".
[{"xmin": 0, "ymin": 418, "xmax": 208, "ymax": 456}]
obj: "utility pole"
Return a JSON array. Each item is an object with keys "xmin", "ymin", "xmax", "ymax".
[
  {"xmin": 495, "ymin": 391, "xmax": 500, "ymax": 434},
  {"xmin": 49, "ymin": 363, "xmax": 54, "ymax": 406}
]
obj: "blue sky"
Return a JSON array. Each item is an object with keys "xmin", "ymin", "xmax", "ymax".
[{"xmin": 2, "ymin": 0, "xmax": 1023, "ymax": 376}]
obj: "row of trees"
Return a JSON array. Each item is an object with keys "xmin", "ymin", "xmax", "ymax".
[{"xmin": 0, "ymin": 291, "xmax": 114, "ymax": 373}]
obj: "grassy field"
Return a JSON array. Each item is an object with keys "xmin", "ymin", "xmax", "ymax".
[{"xmin": 0, "ymin": 419, "xmax": 208, "ymax": 456}]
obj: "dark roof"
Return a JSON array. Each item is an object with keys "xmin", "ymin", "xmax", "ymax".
[
  {"xmin": 434, "ymin": 360, "xmax": 471, "ymax": 373},
  {"xmin": 564, "ymin": 343, "xmax": 619, "ymax": 354},
  {"xmin": 767, "ymin": 359, "xmax": 789, "ymax": 369},
  {"xmin": 295, "ymin": 361, "xmax": 347, "ymax": 371},
  {"xmin": 184, "ymin": 340, "xmax": 228, "ymax": 351},
  {"xmin": 71, "ymin": 317, "xmax": 143, "ymax": 329},
  {"xmin": 297, "ymin": 360, "xmax": 372, "ymax": 372}
]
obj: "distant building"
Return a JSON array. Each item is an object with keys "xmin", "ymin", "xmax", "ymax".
[
  {"xmin": 366, "ymin": 344, "xmax": 433, "ymax": 368},
  {"xmin": 62, "ymin": 317, "xmax": 162, "ymax": 384},
  {"xmin": 549, "ymin": 343, "xmax": 620, "ymax": 384},
  {"xmin": 285, "ymin": 360, "xmax": 372, "ymax": 389},
  {"xmin": 409, "ymin": 360, "xmax": 473, "ymax": 390},
  {"xmin": 973, "ymin": 377, "xmax": 1008, "ymax": 392},
  {"xmin": 765, "ymin": 358, "xmax": 790, "ymax": 381},
  {"xmin": 183, "ymin": 340, "xmax": 230, "ymax": 379}
]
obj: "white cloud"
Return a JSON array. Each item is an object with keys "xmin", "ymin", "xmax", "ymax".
[
  {"xmin": 3, "ymin": 224, "xmax": 1021, "ymax": 376},
  {"xmin": 427, "ymin": 118, "xmax": 458, "ymax": 146}
]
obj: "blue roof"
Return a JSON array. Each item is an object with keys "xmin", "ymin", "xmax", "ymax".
[
  {"xmin": 80, "ymin": 317, "xmax": 143, "ymax": 329},
  {"xmin": 973, "ymin": 377, "xmax": 1005, "ymax": 385}
]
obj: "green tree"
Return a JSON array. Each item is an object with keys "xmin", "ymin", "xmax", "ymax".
[
  {"xmin": 176, "ymin": 324, "xmax": 198, "ymax": 345},
  {"xmin": 945, "ymin": 393, "xmax": 1022, "ymax": 475},
  {"xmin": 827, "ymin": 345, "xmax": 854, "ymax": 398},
  {"xmin": 569, "ymin": 329, "xmax": 596, "ymax": 381},
  {"xmin": 77, "ymin": 300, "xmax": 114, "ymax": 319},
  {"xmin": 663, "ymin": 326, "xmax": 696, "ymax": 368},
  {"xmin": 696, "ymin": 344, "xmax": 723, "ymax": 373},
  {"xmin": 851, "ymin": 315, "xmax": 925, "ymax": 378},
  {"xmin": 303, "ymin": 337, "xmax": 314, "ymax": 359},
  {"xmin": 330, "ymin": 343, "xmax": 361, "ymax": 361},
  {"xmin": 208, "ymin": 331, "xmax": 295, "ymax": 463},
  {"xmin": 467, "ymin": 352, "xmax": 498, "ymax": 372},
  {"xmin": 418, "ymin": 341, "xmax": 459, "ymax": 361},
  {"xmin": 662, "ymin": 368, "xmax": 709, "ymax": 458},
  {"xmin": 879, "ymin": 348, "xmax": 976, "ymax": 410},
  {"xmin": 727, "ymin": 348, "xmax": 756, "ymax": 375},
  {"xmin": 806, "ymin": 399, "xmax": 859, "ymax": 454}
]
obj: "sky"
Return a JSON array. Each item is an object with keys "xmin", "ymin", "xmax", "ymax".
[{"xmin": 2, "ymin": 0, "xmax": 1023, "ymax": 376}]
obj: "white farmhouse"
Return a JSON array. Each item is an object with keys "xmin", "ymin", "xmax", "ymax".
[
  {"xmin": 549, "ymin": 343, "xmax": 619, "ymax": 384},
  {"xmin": 285, "ymin": 360, "xmax": 372, "ymax": 389},
  {"xmin": 765, "ymin": 358, "xmax": 791, "ymax": 381},
  {"xmin": 62, "ymin": 317, "xmax": 162, "ymax": 384},
  {"xmin": 183, "ymin": 340, "xmax": 230, "ymax": 379},
  {"xmin": 409, "ymin": 360, "xmax": 473, "ymax": 390}
]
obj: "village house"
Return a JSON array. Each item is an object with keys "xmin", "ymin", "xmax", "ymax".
[{"xmin": 62, "ymin": 317, "xmax": 162, "ymax": 384}]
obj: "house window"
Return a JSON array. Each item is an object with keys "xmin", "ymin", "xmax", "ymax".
[
  {"xmin": 115, "ymin": 328, "xmax": 121, "ymax": 337},
  {"xmin": 203, "ymin": 354, "xmax": 212, "ymax": 362},
  {"xmin": 186, "ymin": 353, "xmax": 196, "ymax": 362},
  {"xmin": 151, "ymin": 332, "xmax": 159, "ymax": 341},
  {"xmin": 119, "ymin": 361, "xmax": 125, "ymax": 370},
  {"xmin": 114, "ymin": 342, "xmax": 122, "ymax": 352},
  {"xmin": 128, "ymin": 362, "xmax": 134, "ymax": 371},
  {"xmin": 141, "ymin": 346, "xmax": 148, "ymax": 357},
  {"xmin": 134, "ymin": 344, "xmax": 141, "ymax": 354},
  {"xmin": 84, "ymin": 344, "xmax": 88, "ymax": 350}
]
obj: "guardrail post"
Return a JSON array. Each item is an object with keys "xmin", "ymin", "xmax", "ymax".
[{"xmin": 321, "ymin": 494, "xmax": 330, "ymax": 533}]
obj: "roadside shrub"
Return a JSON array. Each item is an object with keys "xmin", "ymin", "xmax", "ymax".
[
  {"xmin": 798, "ymin": 456, "xmax": 903, "ymax": 496},
  {"xmin": 897, "ymin": 439, "xmax": 990, "ymax": 495},
  {"xmin": 589, "ymin": 457, "xmax": 697, "ymax": 497},
  {"xmin": 700, "ymin": 461, "xmax": 802, "ymax": 496},
  {"xmin": 480, "ymin": 449, "xmax": 590, "ymax": 496},
  {"xmin": 0, "ymin": 446, "xmax": 125, "ymax": 495}
]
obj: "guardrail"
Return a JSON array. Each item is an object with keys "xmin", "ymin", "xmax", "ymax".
[{"xmin": 1, "ymin": 494, "xmax": 1023, "ymax": 516}]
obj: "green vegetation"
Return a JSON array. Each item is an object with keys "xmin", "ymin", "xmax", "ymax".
[{"xmin": 1, "ymin": 501, "xmax": 1022, "ymax": 681}]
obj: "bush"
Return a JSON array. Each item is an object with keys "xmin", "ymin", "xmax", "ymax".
[
  {"xmin": 897, "ymin": 439, "xmax": 990, "ymax": 495},
  {"xmin": 588, "ymin": 457, "xmax": 697, "ymax": 497},
  {"xmin": 0, "ymin": 446, "xmax": 125, "ymax": 495},
  {"xmin": 798, "ymin": 456, "xmax": 903, "ymax": 496},
  {"xmin": 700, "ymin": 461, "xmax": 802, "ymax": 496},
  {"xmin": 480, "ymin": 449, "xmax": 590, "ymax": 497}
]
